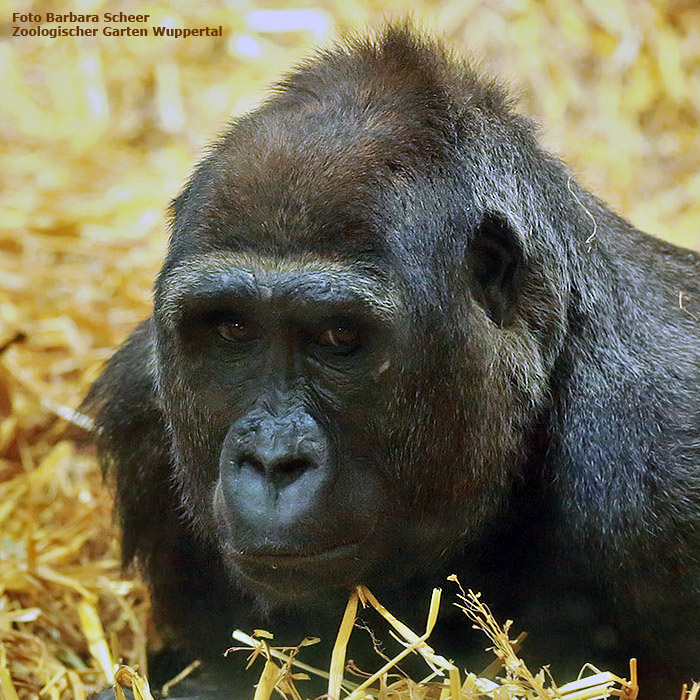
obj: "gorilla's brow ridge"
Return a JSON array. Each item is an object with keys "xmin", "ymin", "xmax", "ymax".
[{"xmin": 157, "ymin": 251, "xmax": 401, "ymax": 326}]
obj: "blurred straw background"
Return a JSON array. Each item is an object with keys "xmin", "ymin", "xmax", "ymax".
[{"xmin": 0, "ymin": 1, "xmax": 698, "ymax": 698}]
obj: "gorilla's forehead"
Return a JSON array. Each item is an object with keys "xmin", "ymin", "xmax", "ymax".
[
  {"xmin": 189, "ymin": 119, "xmax": 439, "ymax": 253},
  {"xmin": 156, "ymin": 250, "xmax": 401, "ymax": 327}
]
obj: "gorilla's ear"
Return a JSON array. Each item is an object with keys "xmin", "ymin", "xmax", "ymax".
[{"xmin": 466, "ymin": 211, "xmax": 523, "ymax": 326}]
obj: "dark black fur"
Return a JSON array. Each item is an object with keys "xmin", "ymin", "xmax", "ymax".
[{"xmin": 87, "ymin": 25, "xmax": 700, "ymax": 699}]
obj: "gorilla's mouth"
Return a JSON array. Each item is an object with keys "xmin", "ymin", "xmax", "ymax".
[{"xmin": 232, "ymin": 541, "xmax": 362, "ymax": 568}]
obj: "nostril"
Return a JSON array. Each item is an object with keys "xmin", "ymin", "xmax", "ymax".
[
  {"xmin": 274, "ymin": 457, "xmax": 313, "ymax": 478},
  {"xmin": 238, "ymin": 454, "xmax": 266, "ymax": 475},
  {"xmin": 268, "ymin": 457, "xmax": 314, "ymax": 488}
]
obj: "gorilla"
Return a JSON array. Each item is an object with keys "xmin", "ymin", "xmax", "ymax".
[{"xmin": 87, "ymin": 24, "xmax": 700, "ymax": 699}]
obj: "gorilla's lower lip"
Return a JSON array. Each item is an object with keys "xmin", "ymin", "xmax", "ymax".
[{"xmin": 233, "ymin": 542, "xmax": 361, "ymax": 568}]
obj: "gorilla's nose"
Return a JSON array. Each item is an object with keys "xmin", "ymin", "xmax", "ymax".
[
  {"xmin": 218, "ymin": 407, "xmax": 330, "ymax": 528},
  {"xmin": 232, "ymin": 408, "xmax": 326, "ymax": 485},
  {"xmin": 220, "ymin": 449, "xmax": 326, "ymax": 529}
]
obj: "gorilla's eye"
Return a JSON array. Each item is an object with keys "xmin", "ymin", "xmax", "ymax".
[
  {"xmin": 316, "ymin": 324, "xmax": 362, "ymax": 353},
  {"xmin": 217, "ymin": 317, "xmax": 256, "ymax": 343}
]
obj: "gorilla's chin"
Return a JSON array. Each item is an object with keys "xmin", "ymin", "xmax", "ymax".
[{"xmin": 222, "ymin": 541, "xmax": 368, "ymax": 603}]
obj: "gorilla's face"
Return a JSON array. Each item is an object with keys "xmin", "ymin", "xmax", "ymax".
[{"xmin": 154, "ymin": 253, "xmax": 412, "ymax": 601}]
